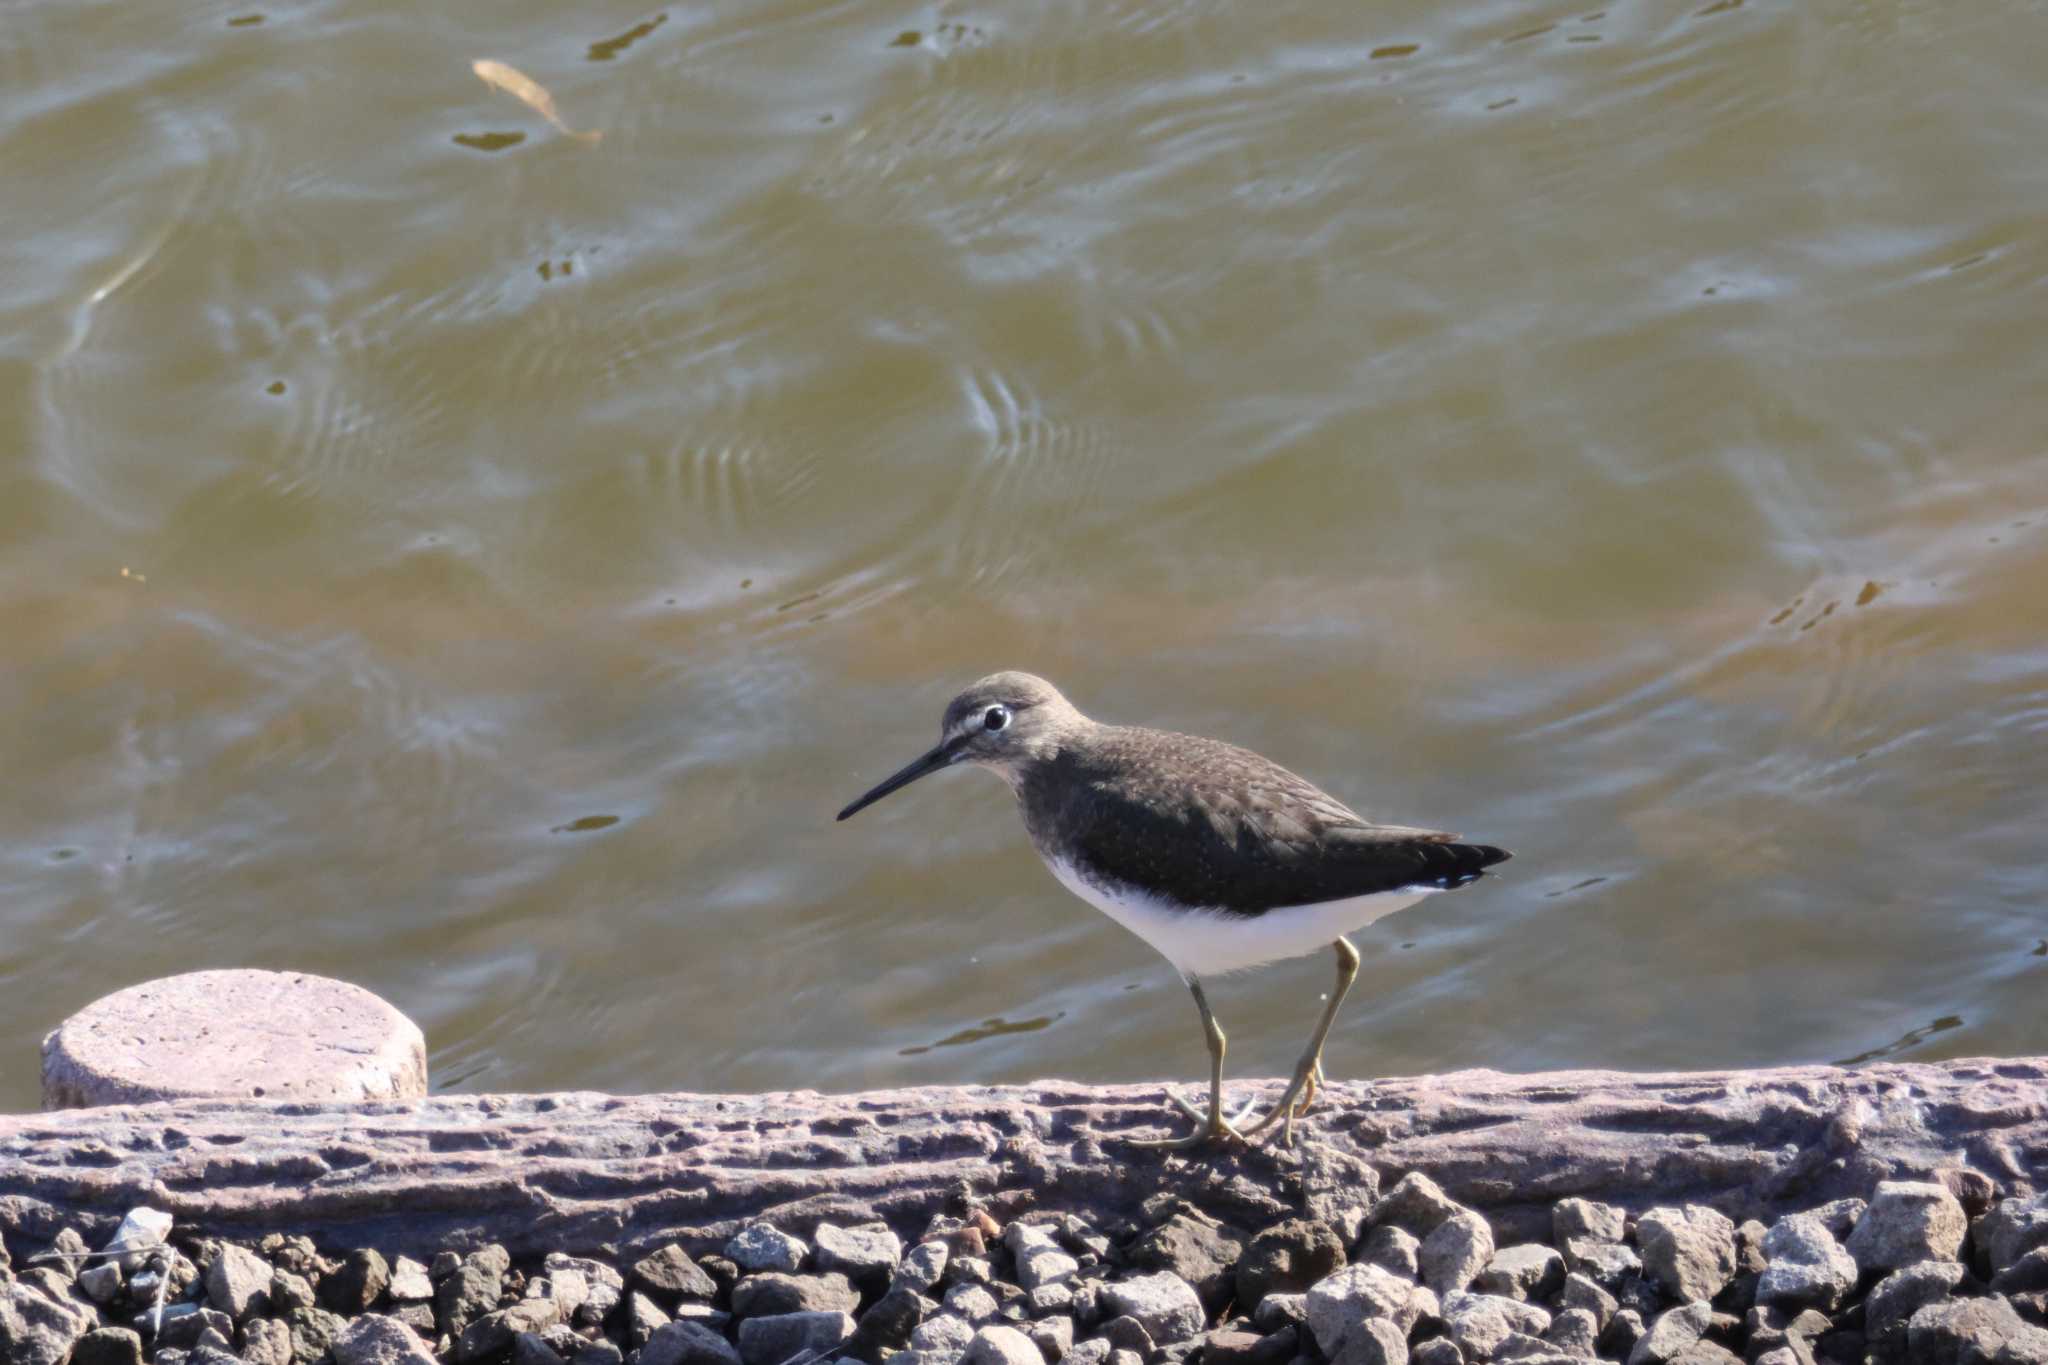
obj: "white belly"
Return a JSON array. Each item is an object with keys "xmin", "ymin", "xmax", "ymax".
[{"xmin": 1044, "ymin": 856, "xmax": 1437, "ymax": 979}]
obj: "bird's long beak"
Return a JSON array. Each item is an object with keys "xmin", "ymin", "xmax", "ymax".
[{"xmin": 836, "ymin": 737, "xmax": 962, "ymax": 821}]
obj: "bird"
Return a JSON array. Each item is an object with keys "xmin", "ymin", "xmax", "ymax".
[{"xmin": 835, "ymin": 671, "xmax": 1511, "ymax": 1147}]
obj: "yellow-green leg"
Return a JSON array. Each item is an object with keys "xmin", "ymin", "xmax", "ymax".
[
  {"xmin": 1133, "ymin": 977, "xmax": 1257, "ymax": 1148},
  {"xmin": 1246, "ymin": 937, "xmax": 1360, "ymax": 1145}
]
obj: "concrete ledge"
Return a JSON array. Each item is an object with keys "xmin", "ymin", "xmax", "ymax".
[
  {"xmin": 1, "ymin": 1057, "xmax": 2042, "ymax": 1261},
  {"xmin": 38, "ymin": 969, "xmax": 427, "ymax": 1110}
]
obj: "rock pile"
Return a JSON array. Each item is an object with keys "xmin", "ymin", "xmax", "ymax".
[{"xmin": 6, "ymin": 1173, "xmax": 2048, "ymax": 1365}]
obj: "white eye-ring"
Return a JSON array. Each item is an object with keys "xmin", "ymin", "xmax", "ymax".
[{"xmin": 983, "ymin": 705, "xmax": 1010, "ymax": 732}]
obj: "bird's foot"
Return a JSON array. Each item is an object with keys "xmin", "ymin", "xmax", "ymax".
[
  {"xmin": 1129, "ymin": 1088, "xmax": 1261, "ymax": 1148},
  {"xmin": 1243, "ymin": 1058, "xmax": 1325, "ymax": 1147}
]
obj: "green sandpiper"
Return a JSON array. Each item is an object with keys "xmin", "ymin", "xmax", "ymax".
[{"xmin": 837, "ymin": 671, "xmax": 1511, "ymax": 1147}]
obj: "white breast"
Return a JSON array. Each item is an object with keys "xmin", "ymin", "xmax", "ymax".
[{"xmin": 1043, "ymin": 856, "xmax": 1436, "ymax": 980}]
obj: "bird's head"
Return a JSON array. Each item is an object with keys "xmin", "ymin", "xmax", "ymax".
[{"xmin": 836, "ymin": 671, "xmax": 1084, "ymax": 820}]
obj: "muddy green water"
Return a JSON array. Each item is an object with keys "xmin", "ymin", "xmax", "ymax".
[{"xmin": 3, "ymin": 0, "xmax": 2045, "ymax": 1112}]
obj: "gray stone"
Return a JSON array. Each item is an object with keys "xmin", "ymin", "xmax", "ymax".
[
  {"xmin": 1866, "ymin": 1260, "xmax": 1965, "ymax": 1361},
  {"xmin": 512, "ymin": 1335, "xmax": 566, "ymax": 1365},
  {"xmin": 207, "ymin": 1243, "xmax": 272, "ymax": 1320},
  {"xmin": 733, "ymin": 1272, "xmax": 861, "ymax": 1319},
  {"xmin": 1441, "ymin": 1293, "xmax": 1550, "ymax": 1363},
  {"xmin": 1806, "ymin": 1199, "xmax": 1867, "ymax": 1242},
  {"xmin": 1846, "ymin": 1182, "xmax": 1968, "ymax": 1273},
  {"xmin": 1663, "ymin": 1345, "xmax": 1741, "ymax": 1365},
  {"xmin": 1422, "ymin": 1212, "xmax": 1496, "ymax": 1298},
  {"xmin": 160, "ymin": 1307, "xmax": 236, "ymax": 1349},
  {"xmin": 728, "ymin": 1226, "xmax": 810, "ymax": 1275},
  {"xmin": 1552, "ymin": 1201, "xmax": 1626, "ymax": 1246},
  {"xmin": 1029, "ymin": 1314, "xmax": 1075, "ymax": 1360},
  {"xmin": 965, "ymin": 1324, "xmax": 1045, "ymax": 1365},
  {"xmin": 1487, "ymin": 1333, "xmax": 1566, "ymax": 1361},
  {"xmin": 1298, "ymin": 1146, "xmax": 1381, "ymax": 1247},
  {"xmin": 1100, "ymin": 1316, "xmax": 1154, "ymax": 1359},
  {"xmin": 1333, "ymin": 1317, "xmax": 1408, "ymax": 1365},
  {"xmin": 1558, "ymin": 1239, "xmax": 1637, "ymax": 1287},
  {"xmin": 241, "ymin": 1317, "xmax": 293, "ymax": 1365},
  {"xmin": 1756, "ymin": 1215, "xmax": 1857, "ymax": 1312},
  {"xmin": 456, "ymin": 1300, "xmax": 565, "ymax": 1363},
  {"xmin": 738, "ymin": 1309, "xmax": 857, "ymax": 1365},
  {"xmin": 1752, "ymin": 1351, "xmax": 1800, "ymax": 1365},
  {"xmin": 1109, "ymin": 1351, "xmax": 1143, "ymax": 1365},
  {"xmin": 333, "ymin": 1314, "xmax": 437, "ymax": 1365},
  {"xmin": 271, "ymin": 1268, "xmax": 316, "ymax": 1313},
  {"xmin": 642, "ymin": 1319, "xmax": 746, "ymax": 1365},
  {"xmin": 894, "ymin": 1244, "xmax": 952, "ymax": 1297},
  {"xmin": 72, "ymin": 1328, "xmax": 147, "ymax": 1365},
  {"xmin": 1556, "ymin": 1274, "xmax": 1615, "ymax": 1330},
  {"xmin": 1624, "ymin": 1302, "xmax": 1712, "ymax": 1365},
  {"xmin": 1474, "ymin": 1246, "xmax": 1563, "ymax": 1303},
  {"xmin": 893, "ymin": 1351, "xmax": 966, "ymax": 1365},
  {"xmin": 42, "ymin": 1227, "xmax": 86, "ymax": 1279},
  {"xmin": 325, "ymin": 1248, "xmax": 392, "ymax": 1314},
  {"xmin": 815, "ymin": 1223, "xmax": 904, "ymax": 1294},
  {"xmin": 1030, "ymin": 1283, "xmax": 1075, "ymax": 1317},
  {"xmin": 1252, "ymin": 1293, "xmax": 1306, "ymax": 1333},
  {"xmin": 531, "ymin": 1268, "xmax": 590, "ymax": 1323},
  {"xmin": 637, "ymin": 1245, "xmax": 720, "ymax": 1301},
  {"xmin": 1063, "ymin": 1339, "xmax": 1112, "ymax": 1365},
  {"xmin": 676, "ymin": 1302, "xmax": 734, "ymax": 1327},
  {"xmin": 554, "ymin": 1256, "xmax": 624, "ymax": 1327},
  {"xmin": 1744, "ymin": 1304, "xmax": 1827, "ymax": 1360},
  {"xmin": 1995, "ymin": 1326, "xmax": 2048, "ymax": 1365},
  {"xmin": 1373, "ymin": 1174, "xmax": 1465, "ymax": 1238},
  {"xmin": 1601, "ymin": 1308, "xmax": 1645, "ymax": 1359},
  {"xmin": 849, "ymin": 1284, "xmax": 928, "ymax": 1358},
  {"xmin": 1101, "ymin": 1274, "xmax": 1205, "ymax": 1346},
  {"xmin": 1637, "ymin": 1208, "xmax": 1737, "ymax": 1305},
  {"xmin": 949, "ymin": 1257, "xmax": 994, "ymax": 1288},
  {"xmin": 1543, "ymin": 1306, "xmax": 1598, "ymax": 1358},
  {"xmin": 571, "ymin": 1342, "xmax": 627, "ymax": 1365},
  {"xmin": 1984, "ymin": 1198, "xmax": 2048, "ymax": 1276},
  {"xmin": 77, "ymin": 1261, "xmax": 122, "ymax": 1305},
  {"xmin": 1197, "ymin": 1328, "xmax": 1263, "ymax": 1365},
  {"xmin": 438, "ymin": 1249, "xmax": 509, "ymax": 1334},
  {"xmin": 1996, "ymin": 1249, "xmax": 2048, "ymax": 1297},
  {"xmin": 1308, "ymin": 1264, "xmax": 1433, "ymax": 1353},
  {"xmin": 913, "ymin": 1314, "xmax": 978, "ymax": 1353},
  {"xmin": 1362, "ymin": 1226, "xmax": 1421, "ymax": 1281},
  {"xmin": 1125, "ymin": 1214, "xmax": 1243, "ymax": 1313},
  {"xmin": 1411, "ymin": 1340, "xmax": 1463, "ymax": 1365},
  {"xmin": 1236, "ymin": 1218, "xmax": 1348, "ymax": 1317},
  {"xmin": 629, "ymin": 1291, "xmax": 674, "ymax": 1347},
  {"xmin": 389, "ymin": 1256, "xmax": 435, "ymax": 1302},
  {"xmin": 1909, "ymin": 1296, "xmax": 2045, "ymax": 1365},
  {"xmin": 287, "ymin": 1306, "xmax": 349, "ymax": 1365},
  {"xmin": 1008, "ymin": 1225, "xmax": 1082, "ymax": 1295},
  {"xmin": 946, "ymin": 1284, "xmax": 1003, "ymax": 1324}
]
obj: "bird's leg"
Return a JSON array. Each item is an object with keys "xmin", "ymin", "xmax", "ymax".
[
  {"xmin": 1133, "ymin": 977, "xmax": 1253, "ymax": 1148},
  {"xmin": 1246, "ymin": 937, "xmax": 1360, "ymax": 1145}
]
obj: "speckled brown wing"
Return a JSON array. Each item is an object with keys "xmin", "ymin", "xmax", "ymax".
[{"xmin": 1019, "ymin": 726, "xmax": 1510, "ymax": 917}]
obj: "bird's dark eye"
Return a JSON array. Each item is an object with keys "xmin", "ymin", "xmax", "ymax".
[{"xmin": 983, "ymin": 706, "xmax": 1009, "ymax": 732}]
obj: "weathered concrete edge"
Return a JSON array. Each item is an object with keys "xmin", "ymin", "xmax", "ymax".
[{"xmin": 2, "ymin": 1057, "xmax": 2043, "ymax": 1261}]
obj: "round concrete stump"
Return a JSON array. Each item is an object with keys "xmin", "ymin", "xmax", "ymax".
[{"xmin": 40, "ymin": 969, "xmax": 428, "ymax": 1110}]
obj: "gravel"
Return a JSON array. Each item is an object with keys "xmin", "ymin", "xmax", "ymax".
[{"xmin": 20, "ymin": 1163, "xmax": 2048, "ymax": 1365}]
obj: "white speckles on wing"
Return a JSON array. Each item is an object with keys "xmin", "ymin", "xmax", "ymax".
[{"xmin": 1045, "ymin": 856, "xmax": 1434, "ymax": 979}]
